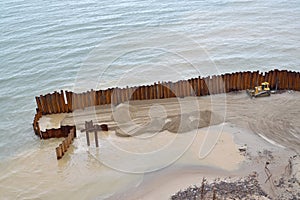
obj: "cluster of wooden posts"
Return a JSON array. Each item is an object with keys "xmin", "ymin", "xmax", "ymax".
[
  {"xmin": 55, "ymin": 128, "xmax": 76, "ymax": 159},
  {"xmin": 82, "ymin": 121, "xmax": 108, "ymax": 147},
  {"xmin": 33, "ymin": 69, "xmax": 300, "ymax": 139}
]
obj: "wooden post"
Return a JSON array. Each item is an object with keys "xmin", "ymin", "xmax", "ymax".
[
  {"xmin": 67, "ymin": 134, "xmax": 71, "ymax": 147},
  {"xmin": 94, "ymin": 131, "xmax": 99, "ymax": 148},
  {"xmin": 35, "ymin": 97, "xmax": 42, "ymax": 113},
  {"xmin": 224, "ymin": 74, "xmax": 229, "ymax": 93},
  {"xmin": 236, "ymin": 73, "xmax": 241, "ymax": 91},
  {"xmin": 162, "ymin": 83, "xmax": 167, "ymax": 98},
  {"xmin": 292, "ymin": 71, "xmax": 296, "ymax": 91},
  {"xmin": 124, "ymin": 87, "xmax": 129, "ymax": 102},
  {"xmin": 177, "ymin": 81, "xmax": 182, "ymax": 97},
  {"xmin": 98, "ymin": 90, "xmax": 102, "ymax": 105},
  {"xmin": 184, "ymin": 80, "xmax": 189, "ymax": 97},
  {"xmin": 139, "ymin": 86, "xmax": 143, "ymax": 100},
  {"xmin": 45, "ymin": 94, "xmax": 52, "ymax": 114},
  {"xmin": 63, "ymin": 140, "xmax": 68, "ymax": 151},
  {"xmin": 176, "ymin": 81, "xmax": 181, "ymax": 97},
  {"xmin": 127, "ymin": 87, "xmax": 132, "ymax": 101},
  {"xmin": 53, "ymin": 92, "xmax": 59, "ymax": 113},
  {"xmin": 266, "ymin": 70, "xmax": 273, "ymax": 89},
  {"xmin": 60, "ymin": 143, "xmax": 65, "ymax": 155},
  {"xmin": 283, "ymin": 70, "xmax": 288, "ymax": 90},
  {"xmin": 82, "ymin": 92, "xmax": 86, "ymax": 108},
  {"xmin": 50, "ymin": 93, "xmax": 56, "ymax": 114},
  {"xmin": 271, "ymin": 70, "xmax": 277, "ymax": 90},
  {"xmin": 215, "ymin": 76, "xmax": 220, "ymax": 94},
  {"xmin": 181, "ymin": 81, "xmax": 186, "ymax": 97},
  {"xmin": 173, "ymin": 82, "xmax": 178, "ymax": 98},
  {"xmin": 199, "ymin": 78, "xmax": 204, "ymax": 95},
  {"xmin": 70, "ymin": 128, "xmax": 74, "ymax": 140},
  {"xmin": 66, "ymin": 91, "xmax": 71, "ymax": 112},
  {"xmin": 89, "ymin": 89, "xmax": 94, "ymax": 106},
  {"xmin": 252, "ymin": 71, "xmax": 259, "ymax": 88},
  {"xmin": 153, "ymin": 83, "xmax": 157, "ymax": 99},
  {"xmin": 287, "ymin": 71, "xmax": 292, "ymax": 90},
  {"xmin": 185, "ymin": 80, "xmax": 191, "ymax": 96},
  {"xmin": 88, "ymin": 90, "xmax": 92, "ymax": 107},
  {"xmin": 75, "ymin": 93, "xmax": 80, "ymax": 110},
  {"xmin": 120, "ymin": 88, "xmax": 125, "ymax": 103},
  {"xmin": 107, "ymin": 89, "xmax": 112, "ymax": 104},
  {"xmin": 60, "ymin": 90, "xmax": 65, "ymax": 113},
  {"xmin": 197, "ymin": 77, "xmax": 201, "ymax": 96},
  {"xmin": 133, "ymin": 87, "xmax": 138, "ymax": 100},
  {"xmin": 141, "ymin": 86, "xmax": 145, "ymax": 100},
  {"xmin": 80, "ymin": 93, "xmax": 85, "ymax": 109},
  {"xmin": 167, "ymin": 82, "xmax": 172, "ymax": 98},
  {"xmin": 170, "ymin": 82, "xmax": 175, "ymax": 97},
  {"xmin": 277, "ymin": 70, "xmax": 282, "ymax": 90},
  {"xmin": 216, "ymin": 76, "xmax": 221, "ymax": 94},
  {"xmin": 179, "ymin": 80, "xmax": 184, "ymax": 98},
  {"xmin": 157, "ymin": 82, "xmax": 161, "ymax": 99},
  {"xmin": 112, "ymin": 88, "xmax": 117, "ymax": 105},
  {"xmin": 164, "ymin": 82, "xmax": 168, "ymax": 98},
  {"xmin": 56, "ymin": 146, "xmax": 63, "ymax": 160},
  {"xmin": 211, "ymin": 76, "xmax": 215, "ymax": 94},
  {"xmin": 117, "ymin": 88, "xmax": 121, "ymax": 104},
  {"xmin": 56, "ymin": 91, "xmax": 61, "ymax": 113},
  {"xmin": 96, "ymin": 90, "xmax": 100, "ymax": 105},
  {"xmin": 65, "ymin": 91, "xmax": 72, "ymax": 112},
  {"xmin": 243, "ymin": 72, "xmax": 249, "ymax": 90},
  {"xmin": 296, "ymin": 72, "xmax": 300, "ymax": 91},
  {"xmin": 148, "ymin": 85, "xmax": 152, "ymax": 99},
  {"xmin": 73, "ymin": 93, "xmax": 80, "ymax": 110},
  {"xmin": 140, "ymin": 86, "xmax": 145, "ymax": 100},
  {"xmin": 189, "ymin": 79, "xmax": 194, "ymax": 96},
  {"xmin": 219, "ymin": 75, "xmax": 225, "ymax": 94},
  {"xmin": 39, "ymin": 95, "xmax": 47, "ymax": 114},
  {"xmin": 269, "ymin": 70, "xmax": 274, "ymax": 87},
  {"xmin": 258, "ymin": 72, "xmax": 264, "ymax": 85},
  {"xmin": 49, "ymin": 93, "xmax": 56, "ymax": 114},
  {"xmin": 96, "ymin": 90, "xmax": 103, "ymax": 106},
  {"xmin": 204, "ymin": 77, "xmax": 210, "ymax": 95},
  {"xmin": 210, "ymin": 75, "xmax": 216, "ymax": 94},
  {"xmin": 86, "ymin": 131, "xmax": 90, "ymax": 146},
  {"xmin": 85, "ymin": 91, "xmax": 89, "ymax": 107},
  {"xmin": 58, "ymin": 91, "xmax": 64, "ymax": 113},
  {"xmin": 74, "ymin": 93, "xmax": 79, "ymax": 110},
  {"xmin": 131, "ymin": 87, "xmax": 135, "ymax": 100},
  {"xmin": 144, "ymin": 85, "xmax": 149, "ymax": 100},
  {"xmin": 227, "ymin": 74, "xmax": 232, "ymax": 92},
  {"xmin": 232, "ymin": 73, "xmax": 237, "ymax": 91}
]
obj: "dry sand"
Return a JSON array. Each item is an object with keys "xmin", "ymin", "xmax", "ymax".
[{"xmin": 33, "ymin": 91, "xmax": 300, "ymax": 199}]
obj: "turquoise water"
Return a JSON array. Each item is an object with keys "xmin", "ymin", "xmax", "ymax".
[{"xmin": 0, "ymin": 0, "xmax": 299, "ymax": 167}]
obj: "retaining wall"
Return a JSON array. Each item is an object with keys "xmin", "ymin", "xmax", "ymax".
[{"xmin": 32, "ymin": 69, "xmax": 300, "ymax": 138}]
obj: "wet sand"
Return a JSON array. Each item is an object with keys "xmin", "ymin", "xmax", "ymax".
[{"xmin": 3, "ymin": 91, "xmax": 299, "ymax": 199}]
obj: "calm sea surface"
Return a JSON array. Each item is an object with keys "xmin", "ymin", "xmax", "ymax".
[{"xmin": 0, "ymin": 0, "xmax": 299, "ymax": 198}]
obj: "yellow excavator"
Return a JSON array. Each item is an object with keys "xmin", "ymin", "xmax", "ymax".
[{"xmin": 247, "ymin": 82, "xmax": 271, "ymax": 98}]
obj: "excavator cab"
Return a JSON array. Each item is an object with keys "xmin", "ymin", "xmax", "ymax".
[{"xmin": 261, "ymin": 82, "xmax": 270, "ymax": 91}]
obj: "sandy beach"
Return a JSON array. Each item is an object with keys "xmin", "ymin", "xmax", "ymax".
[{"xmin": 1, "ymin": 91, "xmax": 299, "ymax": 199}]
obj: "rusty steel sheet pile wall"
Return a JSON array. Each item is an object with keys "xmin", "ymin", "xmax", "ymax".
[{"xmin": 32, "ymin": 69, "xmax": 300, "ymax": 139}]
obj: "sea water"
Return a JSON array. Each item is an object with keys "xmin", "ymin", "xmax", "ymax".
[{"xmin": 0, "ymin": 0, "xmax": 299, "ymax": 199}]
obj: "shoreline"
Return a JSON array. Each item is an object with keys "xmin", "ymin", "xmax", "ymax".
[
  {"xmin": 109, "ymin": 123, "xmax": 299, "ymax": 200},
  {"xmin": 6, "ymin": 90, "xmax": 298, "ymax": 199}
]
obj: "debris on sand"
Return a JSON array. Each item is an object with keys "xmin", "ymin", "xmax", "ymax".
[{"xmin": 171, "ymin": 173, "xmax": 270, "ymax": 200}]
